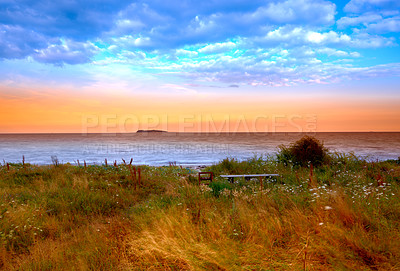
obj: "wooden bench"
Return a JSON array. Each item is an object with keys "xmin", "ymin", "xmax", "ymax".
[{"xmin": 220, "ymin": 174, "xmax": 279, "ymax": 189}]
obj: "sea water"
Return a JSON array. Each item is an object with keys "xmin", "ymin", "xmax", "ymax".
[{"xmin": 0, "ymin": 132, "xmax": 399, "ymax": 166}]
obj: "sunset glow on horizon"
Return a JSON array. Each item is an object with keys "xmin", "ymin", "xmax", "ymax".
[{"xmin": 1, "ymin": 0, "xmax": 400, "ymax": 133}]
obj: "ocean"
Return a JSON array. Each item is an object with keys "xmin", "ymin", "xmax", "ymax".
[{"xmin": 0, "ymin": 133, "xmax": 399, "ymax": 166}]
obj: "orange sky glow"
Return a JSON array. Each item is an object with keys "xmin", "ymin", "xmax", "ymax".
[{"xmin": 1, "ymin": 85, "xmax": 399, "ymax": 133}]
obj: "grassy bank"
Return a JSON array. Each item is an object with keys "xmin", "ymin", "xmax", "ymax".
[{"xmin": 1, "ymin": 154, "xmax": 400, "ymax": 270}]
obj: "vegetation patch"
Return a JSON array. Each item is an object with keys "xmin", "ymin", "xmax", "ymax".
[{"xmin": 0, "ymin": 152, "xmax": 399, "ymax": 270}]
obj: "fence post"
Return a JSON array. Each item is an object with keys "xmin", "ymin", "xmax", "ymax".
[
  {"xmin": 129, "ymin": 165, "xmax": 137, "ymax": 190},
  {"xmin": 138, "ymin": 167, "xmax": 141, "ymax": 187}
]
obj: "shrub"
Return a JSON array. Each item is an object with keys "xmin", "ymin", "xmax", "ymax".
[
  {"xmin": 277, "ymin": 136, "xmax": 328, "ymax": 167},
  {"xmin": 209, "ymin": 181, "xmax": 231, "ymax": 197}
]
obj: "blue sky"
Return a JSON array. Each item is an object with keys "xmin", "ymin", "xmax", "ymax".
[{"xmin": 0, "ymin": 0, "xmax": 400, "ymax": 132}]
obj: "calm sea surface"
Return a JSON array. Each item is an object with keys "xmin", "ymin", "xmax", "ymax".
[{"xmin": 0, "ymin": 133, "xmax": 399, "ymax": 166}]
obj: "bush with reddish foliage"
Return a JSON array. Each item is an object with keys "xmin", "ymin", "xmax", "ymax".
[{"xmin": 277, "ymin": 136, "xmax": 328, "ymax": 167}]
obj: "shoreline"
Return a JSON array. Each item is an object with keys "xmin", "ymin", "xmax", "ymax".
[{"xmin": 3, "ymin": 157, "xmax": 399, "ymax": 170}]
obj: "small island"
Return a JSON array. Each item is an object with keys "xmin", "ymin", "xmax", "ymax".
[{"xmin": 136, "ymin": 129, "xmax": 168, "ymax": 133}]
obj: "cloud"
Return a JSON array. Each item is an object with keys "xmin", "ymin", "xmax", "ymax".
[
  {"xmin": 198, "ymin": 42, "xmax": 236, "ymax": 54},
  {"xmin": 33, "ymin": 40, "xmax": 99, "ymax": 65},
  {"xmin": 316, "ymin": 48, "xmax": 360, "ymax": 57},
  {"xmin": 0, "ymin": 0, "xmax": 132, "ymax": 40},
  {"xmin": 0, "ymin": 0, "xmax": 399, "ymax": 91},
  {"xmin": 0, "ymin": 25, "xmax": 50, "ymax": 59},
  {"xmin": 337, "ymin": 11, "xmax": 400, "ymax": 34},
  {"xmin": 337, "ymin": 13, "xmax": 383, "ymax": 28},
  {"xmin": 105, "ymin": 0, "xmax": 337, "ymax": 51},
  {"xmin": 251, "ymin": 27, "xmax": 352, "ymax": 47},
  {"xmin": 144, "ymin": 46, "xmax": 359, "ymax": 87},
  {"xmin": 175, "ymin": 49, "xmax": 199, "ymax": 58},
  {"xmin": 349, "ymin": 32, "xmax": 395, "ymax": 47},
  {"xmin": 250, "ymin": 0, "xmax": 336, "ymax": 25},
  {"xmin": 0, "ymin": 0, "xmax": 131, "ymax": 63},
  {"xmin": 249, "ymin": 26, "xmax": 395, "ymax": 49},
  {"xmin": 368, "ymin": 16, "xmax": 400, "ymax": 33},
  {"xmin": 344, "ymin": 0, "xmax": 400, "ymax": 13}
]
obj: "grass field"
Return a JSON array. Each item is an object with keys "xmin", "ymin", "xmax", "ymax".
[{"xmin": 1, "ymin": 154, "xmax": 400, "ymax": 270}]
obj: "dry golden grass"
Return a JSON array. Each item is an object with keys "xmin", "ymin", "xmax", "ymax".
[{"xmin": 0, "ymin": 157, "xmax": 399, "ymax": 270}]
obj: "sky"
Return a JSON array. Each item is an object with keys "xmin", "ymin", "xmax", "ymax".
[{"xmin": 0, "ymin": 0, "xmax": 400, "ymax": 133}]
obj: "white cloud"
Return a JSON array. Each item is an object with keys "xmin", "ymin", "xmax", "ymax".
[
  {"xmin": 252, "ymin": 0, "xmax": 336, "ymax": 25},
  {"xmin": 337, "ymin": 13, "xmax": 383, "ymax": 28},
  {"xmin": 198, "ymin": 42, "xmax": 236, "ymax": 54},
  {"xmin": 33, "ymin": 40, "xmax": 98, "ymax": 65},
  {"xmin": 349, "ymin": 32, "xmax": 395, "ymax": 47},
  {"xmin": 113, "ymin": 19, "xmax": 146, "ymax": 35},
  {"xmin": 175, "ymin": 49, "xmax": 198, "ymax": 58},
  {"xmin": 307, "ymin": 32, "xmax": 325, "ymax": 43},
  {"xmin": 316, "ymin": 48, "xmax": 361, "ymax": 57},
  {"xmin": 368, "ymin": 16, "xmax": 400, "ymax": 33},
  {"xmin": 254, "ymin": 27, "xmax": 352, "ymax": 47},
  {"xmin": 307, "ymin": 31, "xmax": 351, "ymax": 44},
  {"xmin": 317, "ymin": 48, "xmax": 348, "ymax": 57},
  {"xmin": 337, "ymin": 11, "xmax": 400, "ymax": 34},
  {"xmin": 344, "ymin": 0, "xmax": 400, "ymax": 13},
  {"xmin": 133, "ymin": 37, "xmax": 152, "ymax": 47}
]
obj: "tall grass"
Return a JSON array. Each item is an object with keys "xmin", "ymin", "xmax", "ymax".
[{"xmin": 0, "ymin": 156, "xmax": 399, "ymax": 270}]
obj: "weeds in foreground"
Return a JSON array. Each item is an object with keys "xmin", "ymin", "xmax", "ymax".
[{"xmin": 0, "ymin": 156, "xmax": 399, "ymax": 270}]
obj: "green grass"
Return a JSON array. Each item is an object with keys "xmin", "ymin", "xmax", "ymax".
[{"xmin": 0, "ymin": 155, "xmax": 399, "ymax": 270}]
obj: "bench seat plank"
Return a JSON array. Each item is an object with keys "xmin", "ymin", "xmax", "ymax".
[{"xmin": 220, "ymin": 174, "xmax": 279, "ymax": 178}]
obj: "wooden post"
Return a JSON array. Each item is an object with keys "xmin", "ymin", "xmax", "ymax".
[
  {"xmin": 198, "ymin": 172, "xmax": 213, "ymax": 185},
  {"xmin": 114, "ymin": 160, "xmax": 117, "ymax": 167},
  {"xmin": 138, "ymin": 167, "xmax": 141, "ymax": 187},
  {"xmin": 7, "ymin": 163, "xmax": 9, "ymax": 171},
  {"xmin": 105, "ymin": 159, "xmax": 107, "ymax": 167},
  {"xmin": 84, "ymin": 160, "xmax": 87, "ymax": 169},
  {"xmin": 133, "ymin": 166, "xmax": 137, "ymax": 189},
  {"xmin": 22, "ymin": 155, "xmax": 25, "ymax": 166},
  {"xmin": 129, "ymin": 165, "xmax": 137, "ymax": 190}
]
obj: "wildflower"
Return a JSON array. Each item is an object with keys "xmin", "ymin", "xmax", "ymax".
[{"xmin": 324, "ymin": 206, "xmax": 333, "ymax": 210}]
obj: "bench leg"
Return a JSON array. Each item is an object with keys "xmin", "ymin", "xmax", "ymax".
[{"xmin": 228, "ymin": 177, "xmax": 234, "ymax": 183}]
